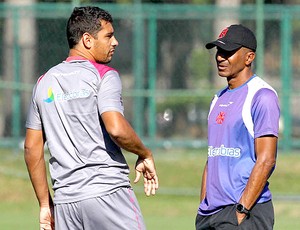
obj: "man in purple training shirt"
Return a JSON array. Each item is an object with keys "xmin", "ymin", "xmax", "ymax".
[{"xmin": 196, "ymin": 24, "xmax": 280, "ymax": 230}]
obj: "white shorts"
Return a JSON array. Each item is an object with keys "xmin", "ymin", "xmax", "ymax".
[{"xmin": 54, "ymin": 187, "xmax": 146, "ymax": 230}]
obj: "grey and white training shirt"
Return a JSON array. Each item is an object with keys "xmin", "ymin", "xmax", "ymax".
[{"xmin": 26, "ymin": 56, "xmax": 131, "ymax": 204}]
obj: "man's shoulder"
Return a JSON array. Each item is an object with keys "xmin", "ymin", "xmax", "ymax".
[
  {"xmin": 89, "ymin": 62, "xmax": 118, "ymax": 79},
  {"xmin": 248, "ymin": 76, "xmax": 277, "ymax": 94}
]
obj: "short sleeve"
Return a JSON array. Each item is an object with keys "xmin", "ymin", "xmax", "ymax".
[
  {"xmin": 252, "ymin": 88, "xmax": 280, "ymax": 138},
  {"xmin": 25, "ymin": 84, "xmax": 42, "ymax": 130},
  {"xmin": 97, "ymin": 70, "xmax": 124, "ymax": 115}
]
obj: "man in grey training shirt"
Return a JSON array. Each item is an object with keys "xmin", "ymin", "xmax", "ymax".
[{"xmin": 24, "ymin": 6, "xmax": 158, "ymax": 230}]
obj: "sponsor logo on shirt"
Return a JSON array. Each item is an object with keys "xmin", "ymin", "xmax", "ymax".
[
  {"xmin": 52, "ymin": 71, "xmax": 80, "ymax": 77},
  {"xmin": 44, "ymin": 87, "xmax": 54, "ymax": 103},
  {"xmin": 208, "ymin": 145, "xmax": 241, "ymax": 158},
  {"xmin": 44, "ymin": 87, "xmax": 91, "ymax": 103},
  {"xmin": 219, "ymin": 102, "xmax": 233, "ymax": 107}
]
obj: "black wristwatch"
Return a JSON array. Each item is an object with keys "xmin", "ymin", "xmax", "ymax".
[{"xmin": 236, "ymin": 203, "xmax": 250, "ymax": 216}]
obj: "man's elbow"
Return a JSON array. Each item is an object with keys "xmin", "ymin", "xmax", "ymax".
[
  {"xmin": 258, "ymin": 156, "xmax": 276, "ymax": 170},
  {"xmin": 24, "ymin": 138, "xmax": 44, "ymax": 159},
  {"xmin": 107, "ymin": 128, "xmax": 127, "ymax": 144},
  {"xmin": 24, "ymin": 138, "xmax": 35, "ymax": 153},
  {"xmin": 24, "ymin": 141, "xmax": 34, "ymax": 162},
  {"xmin": 266, "ymin": 158, "xmax": 276, "ymax": 169}
]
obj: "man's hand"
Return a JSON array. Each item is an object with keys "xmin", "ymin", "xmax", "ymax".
[
  {"xmin": 40, "ymin": 206, "xmax": 55, "ymax": 230},
  {"xmin": 134, "ymin": 156, "xmax": 159, "ymax": 196},
  {"xmin": 236, "ymin": 212, "xmax": 247, "ymax": 225}
]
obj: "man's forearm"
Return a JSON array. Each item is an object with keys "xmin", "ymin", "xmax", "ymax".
[
  {"xmin": 24, "ymin": 129, "xmax": 52, "ymax": 207},
  {"xmin": 25, "ymin": 149, "xmax": 52, "ymax": 207},
  {"xmin": 101, "ymin": 111, "xmax": 152, "ymax": 159},
  {"xmin": 238, "ymin": 158, "xmax": 275, "ymax": 210},
  {"xmin": 239, "ymin": 136, "xmax": 277, "ymax": 209},
  {"xmin": 111, "ymin": 129, "xmax": 152, "ymax": 158}
]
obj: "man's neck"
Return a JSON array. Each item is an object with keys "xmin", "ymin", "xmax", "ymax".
[
  {"xmin": 227, "ymin": 70, "xmax": 254, "ymax": 90},
  {"xmin": 68, "ymin": 48, "xmax": 94, "ymax": 61}
]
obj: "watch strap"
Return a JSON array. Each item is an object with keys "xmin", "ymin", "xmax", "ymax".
[{"xmin": 236, "ymin": 203, "xmax": 250, "ymax": 216}]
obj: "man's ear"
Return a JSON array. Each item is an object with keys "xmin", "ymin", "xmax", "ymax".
[
  {"xmin": 82, "ymin": 32, "xmax": 93, "ymax": 49},
  {"xmin": 245, "ymin": 51, "xmax": 255, "ymax": 66}
]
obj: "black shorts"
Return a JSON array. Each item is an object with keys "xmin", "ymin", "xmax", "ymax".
[{"xmin": 195, "ymin": 200, "xmax": 274, "ymax": 230}]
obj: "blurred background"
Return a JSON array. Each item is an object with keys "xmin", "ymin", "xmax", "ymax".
[
  {"xmin": 1, "ymin": 0, "xmax": 300, "ymax": 151},
  {"xmin": 0, "ymin": 0, "xmax": 300, "ymax": 229}
]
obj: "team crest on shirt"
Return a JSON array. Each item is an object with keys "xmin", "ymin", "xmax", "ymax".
[{"xmin": 216, "ymin": 111, "xmax": 225, "ymax": 124}]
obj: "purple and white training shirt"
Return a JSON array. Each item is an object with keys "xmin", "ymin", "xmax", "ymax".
[{"xmin": 198, "ymin": 75, "xmax": 280, "ymax": 216}]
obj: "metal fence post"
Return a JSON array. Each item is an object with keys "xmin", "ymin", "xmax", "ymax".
[
  {"xmin": 256, "ymin": 0, "xmax": 264, "ymax": 77},
  {"xmin": 280, "ymin": 9, "xmax": 292, "ymax": 151},
  {"xmin": 147, "ymin": 9, "xmax": 157, "ymax": 143},
  {"xmin": 133, "ymin": 2, "xmax": 145, "ymax": 136},
  {"xmin": 12, "ymin": 8, "xmax": 21, "ymax": 142}
]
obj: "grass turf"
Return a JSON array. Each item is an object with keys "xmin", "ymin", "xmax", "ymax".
[{"xmin": 0, "ymin": 148, "xmax": 300, "ymax": 229}]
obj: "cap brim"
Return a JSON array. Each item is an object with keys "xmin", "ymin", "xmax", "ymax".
[{"xmin": 205, "ymin": 40, "xmax": 242, "ymax": 51}]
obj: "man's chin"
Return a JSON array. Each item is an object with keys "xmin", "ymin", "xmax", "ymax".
[
  {"xmin": 218, "ymin": 72, "xmax": 228, "ymax": 78},
  {"xmin": 97, "ymin": 59, "xmax": 111, "ymax": 64}
]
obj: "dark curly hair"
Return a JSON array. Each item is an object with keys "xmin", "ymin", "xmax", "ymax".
[{"xmin": 66, "ymin": 6, "xmax": 113, "ymax": 49}]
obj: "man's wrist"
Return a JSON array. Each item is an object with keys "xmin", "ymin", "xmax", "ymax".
[{"xmin": 236, "ymin": 203, "xmax": 250, "ymax": 216}]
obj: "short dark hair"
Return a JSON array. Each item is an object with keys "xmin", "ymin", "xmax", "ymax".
[{"xmin": 66, "ymin": 6, "xmax": 113, "ymax": 49}]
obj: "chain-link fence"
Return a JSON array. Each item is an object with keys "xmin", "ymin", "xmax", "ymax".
[{"xmin": 0, "ymin": 3, "xmax": 299, "ymax": 150}]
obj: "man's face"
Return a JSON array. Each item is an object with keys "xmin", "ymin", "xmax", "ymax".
[
  {"xmin": 215, "ymin": 47, "xmax": 249, "ymax": 78},
  {"xmin": 90, "ymin": 20, "xmax": 118, "ymax": 64}
]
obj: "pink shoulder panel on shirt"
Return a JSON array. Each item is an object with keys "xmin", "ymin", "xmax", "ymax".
[
  {"xmin": 65, "ymin": 56, "xmax": 117, "ymax": 79},
  {"xmin": 90, "ymin": 61, "xmax": 117, "ymax": 79},
  {"xmin": 37, "ymin": 74, "xmax": 46, "ymax": 84}
]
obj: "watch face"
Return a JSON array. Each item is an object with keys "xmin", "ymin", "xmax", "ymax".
[
  {"xmin": 236, "ymin": 204, "xmax": 249, "ymax": 215},
  {"xmin": 237, "ymin": 204, "xmax": 244, "ymax": 212}
]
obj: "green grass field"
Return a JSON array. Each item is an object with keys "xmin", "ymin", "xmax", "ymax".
[{"xmin": 1, "ymin": 148, "xmax": 300, "ymax": 229}]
